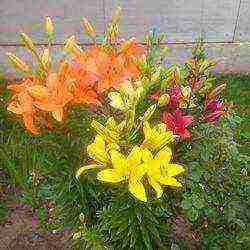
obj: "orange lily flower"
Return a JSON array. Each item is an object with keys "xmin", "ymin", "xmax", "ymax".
[
  {"xmin": 28, "ymin": 73, "xmax": 73, "ymax": 121},
  {"xmin": 7, "ymin": 78, "xmax": 39, "ymax": 134}
]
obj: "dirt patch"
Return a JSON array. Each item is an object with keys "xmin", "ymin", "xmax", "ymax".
[{"xmin": 0, "ymin": 202, "xmax": 71, "ymax": 250}]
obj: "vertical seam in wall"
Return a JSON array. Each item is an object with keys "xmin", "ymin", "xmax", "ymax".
[
  {"xmin": 200, "ymin": 0, "xmax": 205, "ymax": 39},
  {"xmin": 102, "ymin": 0, "xmax": 107, "ymax": 33},
  {"xmin": 232, "ymin": 0, "xmax": 242, "ymax": 42}
]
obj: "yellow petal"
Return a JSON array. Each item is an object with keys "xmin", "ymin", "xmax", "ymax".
[
  {"xmin": 148, "ymin": 176, "xmax": 163, "ymax": 198},
  {"xmin": 128, "ymin": 181, "xmax": 147, "ymax": 202},
  {"xmin": 110, "ymin": 150, "xmax": 126, "ymax": 171},
  {"xmin": 141, "ymin": 147, "xmax": 153, "ymax": 162},
  {"xmin": 76, "ymin": 164, "xmax": 101, "ymax": 178},
  {"xmin": 159, "ymin": 177, "xmax": 183, "ymax": 187},
  {"xmin": 155, "ymin": 147, "xmax": 172, "ymax": 164},
  {"xmin": 52, "ymin": 108, "xmax": 63, "ymax": 121},
  {"xmin": 87, "ymin": 136, "xmax": 109, "ymax": 163},
  {"xmin": 143, "ymin": 121, "xmax": 151, "ymax": 139},
  {"xmin": 97, "ymin": 169, "xmax": 124, "ymax": 183},
  {"xmin": 166, "ymin": 164, "xmax": 185, "ymax": 177},
  {"xmin": 127, "ymin": 146, "xmax": 143, "ymax": 166}
]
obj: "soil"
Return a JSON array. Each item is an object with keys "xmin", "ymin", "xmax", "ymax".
[{"xmin": 0, "ymin": 201, "xmax": 71, "ymax": 250}]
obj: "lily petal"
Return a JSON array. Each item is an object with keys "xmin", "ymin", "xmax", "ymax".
[
  {"xmin": 159, "ymin": 176, "xmax": 183, "ymax": 187},
  {"xmin": 128, "ymin": 181, "xmax": 147, "ymax": 202},
  {"xmin": 166, "ymin": 164, "xmax": 185, "ymax": 177},
  {"xmin": 155, "ymin": 147, "xmax": 172, "ymax": 164},
  {"xmin": 110, "ymin": 149, "xmax": 127, "ymax": 171},
  {"xmin": 97, "ymin": 169, "xmax": 124, "ymax": 183},
  {"xmin": 76, "ymin": 164, "xmax": 102, "ymax": 178},
  {"xmin": 148, "ymin": 176, "xmax": 163, "ymax": 198}
]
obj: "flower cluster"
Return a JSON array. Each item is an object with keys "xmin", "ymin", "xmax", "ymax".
[
  {"xmin": 6, "ymin": 12, "xmax": 145, "ymax": 134},
  {"xmin": 77, "ymin": 120, "xmax": 184, "ymax": 202},
  {"xmin": 5, "ymin": 8, "xmax": 230, "ymax": 203}
]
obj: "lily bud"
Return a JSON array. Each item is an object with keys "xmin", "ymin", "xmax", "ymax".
[
  {"xmin": 111, "ymin": 6, "xmax": 122, "ymax": 24},
  {"xmin": 144, "ymin": 34, "xmax": 150, "ymax": 46},
  {"xmin": 41, "ymin": 48, "xmax": 51, "ymax": 67},
  {"xmin": 64, "ymin": 35, "xmax": 83, "ymax": 54},
  {"xmin": 45, "ymin": 16, "xmax": 54, "ymax": 39},
  {"xmin": 142, "ymin": 104, "xmax": 157, "ymax": 122},
  {"xmin": 152, "ymin": 69, "xmax": 161, "ymax": 81},
  {"xmin": 6, "ymin": 52, "xmax": 30, "ymax": 72},
  {"xmin": 82, "ymin": 17, "xmax": 95, "ymax": 37},
  {"xmin": 20, "ymin": 32, "xmax": 36, "ymax": 51},
  {"xmin": 107, "ymin": 23, "xmax": 119, "ymax": 41},
  {"xmin": 158, "ymin": 94, "xmax": 170, "ymax": 107},
  {"xmin": 208, "ymin": 83, "xmax": 227, "ymax": 99}
]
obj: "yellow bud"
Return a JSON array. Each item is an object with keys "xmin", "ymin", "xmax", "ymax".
[
  {"xmin": 79, "ymin": 213, "xmax": 86, "ymax": 225},
  {"xmin": 111, "ymin": 6, "xmax": 122, "ymax": 24},
  {"xmin": 64, "ymin": 35, "xmax": 83, "ymax": 54},
  {"xmin": 158, "ymin": 94, "xmax": 170, "ymax": 107},
  {"xmin": 108, "ymin": 23, "xmax": 119, "ymax": 40},
  {"xmin": 45, "ymin": 16, "xmax": 54, "ymax": 38},
  {"xmin": 152, "ymin": 70, "xmax": 161, "ymax": 82},
  {"xmin": 82, "ymin": 17, "xmax": 95, "ymax": 37},
  {"xmin": 6, "ymin": 52, "xmax": 30, "ymax": 72},
  {"xmin": 20, "ymin": 32, "xmax": 36, "ymax": 51},
  {"xmin": 142, "ymin": 104, "xmax": 157, "ymax": 122},
  {"xmin": 208, "ymin": 83, "xmax": 227, "ymax": 99},
  {"xmin": 41, "ymin": 48, "xmax": 51, "ymax": 67},
  {"xmin": 144, "ymin": 34, "xmax": 150, "ymax": 46},
  {"xmin": 58, "ymin": 60, "xmax": 70, "ymax": 82}
]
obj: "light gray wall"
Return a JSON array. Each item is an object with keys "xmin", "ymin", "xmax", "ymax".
[{"xmin": 0, "ymin": 0, "xmax": 249, "ymax": 77}]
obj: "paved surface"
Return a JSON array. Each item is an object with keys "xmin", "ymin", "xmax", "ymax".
[{"xmin": 0, "ymin": 0, "xmax": 250, "ymax": 74}]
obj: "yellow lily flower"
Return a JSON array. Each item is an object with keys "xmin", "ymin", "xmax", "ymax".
[
  {"xmin": 91, "ymin": 117, "xmax": 125, "ymax": 144},
  {"xmin": 143, "ymin": 147, "xmax": 185, "ymax": 198},
  {"xmin": 76, "ymin": 135, "xmax": 117, "ymax": 178},
  {"xmin": 142, "ymin": 122, "xmax": 177, "ymax": 150},
  {"xmin": 97, "ymin": 146, "xmax": 147, "ymax": 202}
]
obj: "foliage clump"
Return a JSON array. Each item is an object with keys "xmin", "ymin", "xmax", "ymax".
[{"xmin": 0, "ymin": 6, "xmax": 249, "ymax": 250}]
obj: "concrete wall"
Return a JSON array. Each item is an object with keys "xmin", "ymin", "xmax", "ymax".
[{"xmin": 0, "ymin": 0, "xmax": 250, "ymax": 77}]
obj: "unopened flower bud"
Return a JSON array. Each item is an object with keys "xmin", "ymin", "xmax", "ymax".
[
  {"xmin": 6, "ymin": 52, "xmax": 30, "ymax": 72},
  {"xmin": 45, "ymin": 16, "xmax": 54, "ymax": 39},
  {"xmin": 20, "ymin": 32, "xmax": 36, "ymax": 51},
  {"xmin": 158, "ymin": 94, "xmax": 170, "ymax": 107},
  {"xmin": 82, "ymin": 17, "xmax": 95, "ymax": 37},
  {"xmin": 144, "ymin": 34, "xmax": 150, "ymax": 46},
  {"xmin": 41, "ymin": 48, "xmax": 51, "ymax": 67},
  {"xmin": 142, "ymin": 104, "xmax": 157, "ymax": 122},
  {"xmin": 64, "ymin": 35, "xmax": 83, "ymax": 54},
  {"xmin": 111, "ymin": 6, "xmax": 122, "ymax": 24}
]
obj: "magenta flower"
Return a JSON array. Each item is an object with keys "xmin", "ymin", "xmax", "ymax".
[
  {"xmin": 163, "ymin": 109, "xmax": 194, "ymax": 139},
  {"xmin": 204, "ymin": 97, "xmax": 223, "ymax": 123},
  {"xmin": 169, "ymin": 83, "xmax": 181, "ymax": 107}
]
